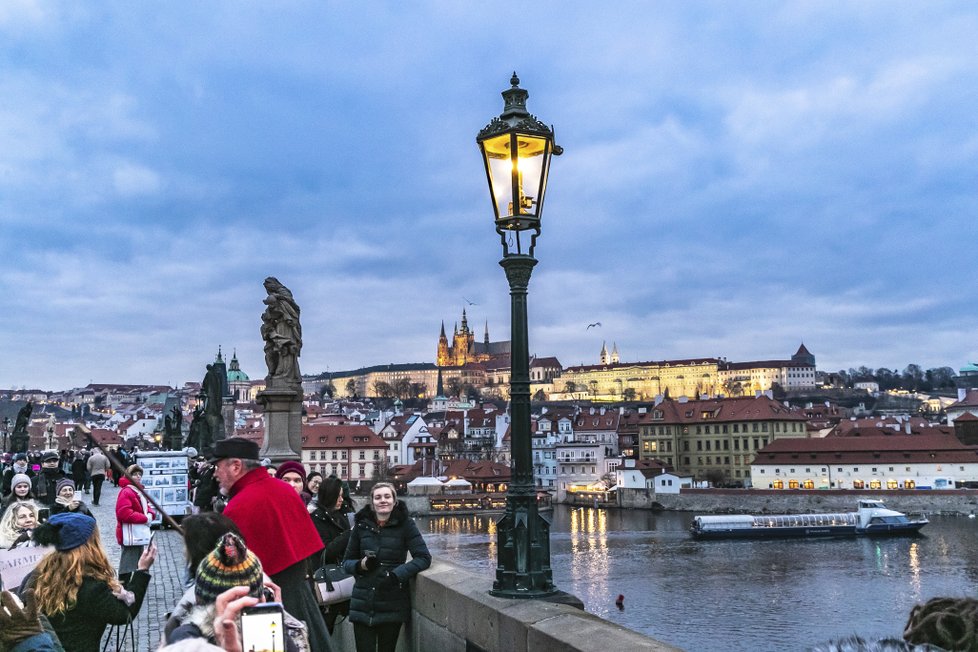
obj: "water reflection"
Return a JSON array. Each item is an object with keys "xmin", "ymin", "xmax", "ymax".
[{"xmin": 418, "ymin": 507, "xmax": 978, "ymax": 652}]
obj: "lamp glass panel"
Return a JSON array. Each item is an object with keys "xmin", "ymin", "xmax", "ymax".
[{"xmin": 482, "ymin": 132, "xmax": 549, "ymax": 223}]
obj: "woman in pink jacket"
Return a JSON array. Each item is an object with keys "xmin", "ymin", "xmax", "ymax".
[{"xmin": 114, "ymin": 464, "xmax": 154, "ymax": 575}]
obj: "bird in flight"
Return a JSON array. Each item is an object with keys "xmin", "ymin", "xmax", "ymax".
[
  {"xmin": 586, "ymin": 322, "xmax": 601, "ymax": 330},
  {"xmin": 463, "ymin": 297, "xmax": 478, "ymax": 305}
]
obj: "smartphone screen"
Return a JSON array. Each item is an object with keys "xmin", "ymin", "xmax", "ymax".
[
  {"xmin": 240, "ymin": 603, "xmax": 285, "ymax": 652},
  {"xmin": 37, "ymin": 508, "xmax": 51, "ymax": 523}
]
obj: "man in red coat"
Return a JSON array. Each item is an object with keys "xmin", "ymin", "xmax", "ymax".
[{"xmin": 211, "ymin": 438, "xmax": 331, "ymax": 651}]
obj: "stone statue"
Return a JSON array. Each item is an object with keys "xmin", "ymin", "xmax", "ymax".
[
  {"xmin": 261, "ymin": 277, "xmax": 302, "ymax": 390},
  {"xmin": 10, "ymin": 401, "xmax": 32, "ymax": 453},
  {"xmin": 168, "ymin": 405, "xmax": 183, "ymax": 450},
  {"xmin": 193, "ymin": 363, "xmax": 226, "ymax": 454},
  {"xmin": 186, "ymin": 402, "xmax": 205, "ymax": 452}
]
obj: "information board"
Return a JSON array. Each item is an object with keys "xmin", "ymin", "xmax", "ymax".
[{"xmin": 135, "ymin": 450, "xmax": 193, "ymax": 524}]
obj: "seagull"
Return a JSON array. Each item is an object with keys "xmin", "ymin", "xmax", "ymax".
[
  {"xmin": 463, "ymin": 297, "xmax": 478, "ymax": 306},
  {"xmin": 586, "ymin": 322, "xmax": 601, "ymax": 330}
]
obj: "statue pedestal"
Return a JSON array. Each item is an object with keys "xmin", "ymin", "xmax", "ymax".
[{"xmin": 257, "ymin": 387, "xmax": 302, "ymax": 463}]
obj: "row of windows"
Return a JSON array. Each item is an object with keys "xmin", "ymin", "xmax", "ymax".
[
  {"xmin": 771, "ymin": 479, "xmax": 913, "ymax": 490},
  {"xmin": 561, "ymin": 466, "xmax": 597, "ymax": 475},
  {"xmin": 309, "ymin": 450, "xmax": 383, "ymax": 461},
  {"xmin": 640, "ymin": 422, "xmax": 800, "ymax": 436},
  {"xmin": 760, "ymin": 465, "xmax": 967, "ymax": 474}
]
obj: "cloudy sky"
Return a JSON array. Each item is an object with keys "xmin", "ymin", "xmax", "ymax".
[{"xmin": 2, "ymin": 1, "xmax": 977, "ymax": 391}]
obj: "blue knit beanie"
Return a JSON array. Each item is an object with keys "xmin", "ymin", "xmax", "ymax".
[{"xmin": 33, "ymin": 512, "xmax": 97, "ymax": 551}]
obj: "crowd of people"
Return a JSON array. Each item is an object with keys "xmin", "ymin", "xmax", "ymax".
[{"xmin": 0, "ymin": 438, "xmax": 432, "ymax": 652}]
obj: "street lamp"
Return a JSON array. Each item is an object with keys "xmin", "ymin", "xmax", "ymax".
[
  {"xmin": 2, "ymin": 417, "xmax": 9, "ymax": 452},
  {"xmin": 477, "ymin": 72, "xmax": 561, "ymax": 598}
]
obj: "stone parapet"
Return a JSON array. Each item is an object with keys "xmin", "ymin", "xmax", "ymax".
[{"xmin": 406, "ymin": 559, "xmax": 681, "ymax": 652}]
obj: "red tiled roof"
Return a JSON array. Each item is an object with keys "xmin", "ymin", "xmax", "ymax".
[
  {"xmin": 636, "ymin": 396, "xmax": 806, "ymax": 425},
  {"xmin": 951, "ymin": 390, "xmax": 978, "ymax": 409},
  {"xmin": 755, "ymin": 433, "xmax": 978, "ymax": 465},
  {"xmin": 300, "ymin": 424, "xmax": 387, "ymax": 450}
]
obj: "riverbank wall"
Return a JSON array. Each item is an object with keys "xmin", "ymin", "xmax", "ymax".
[{"xmin": 616, "ymin": 488, "xmax": 978, "ymax": 515}]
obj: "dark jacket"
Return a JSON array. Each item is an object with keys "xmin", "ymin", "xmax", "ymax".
[
  {"xmin": 70, "ymin": 458, "xmax": 87, "ymax": 481},
  {"xmin": 2, "ymin": 466, "xmax": 35, "ymax": 497},
  {"xmin": 50, "ymin": 500, "xmax": 93, "ymax": 519},
  {"xmin": 34, "ymin": 469, "xmax": 64, "ymax": 507},
  {"xmin": 342, "ymin": 501, "xmax": 431, "ymax": 626},
  {"xmin": 311, "ymin": 506, "xmax": 352, "ymax": 565},
  {"xmin": 25, "ymin": 570, "xmax": 150, "ymax": 652}
]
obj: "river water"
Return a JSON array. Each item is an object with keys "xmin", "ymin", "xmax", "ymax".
[{"xmin": 416, "ymin": 506, "xmax": 978, "ymax": 651}]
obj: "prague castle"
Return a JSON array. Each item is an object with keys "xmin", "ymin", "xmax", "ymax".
[{"xmin": 436, "ymin": 309, "xmax": 510, "ymax": 367}]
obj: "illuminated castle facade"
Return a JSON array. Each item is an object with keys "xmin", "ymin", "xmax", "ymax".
[{"xmin": 436, "ymin": 309, "xmax": 509, "ymax": 367}]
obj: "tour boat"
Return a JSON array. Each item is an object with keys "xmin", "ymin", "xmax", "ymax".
[{"xmin": 689, "ymin": 499, "xmax": 928, "ymax": 540}]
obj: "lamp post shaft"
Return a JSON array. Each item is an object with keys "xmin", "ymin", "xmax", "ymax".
[{"xmin": 491, "ymin": 254, "xmax": 555, "ymax": 598}]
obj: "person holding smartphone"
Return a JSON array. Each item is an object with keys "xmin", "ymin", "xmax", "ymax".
[
  {"xmin": 342, "ymin": 482, "xmax": 431, "ymax": 652},
  {"xmin": 166, "ymin": 531, "xmax": 302, "ymax": 651}
]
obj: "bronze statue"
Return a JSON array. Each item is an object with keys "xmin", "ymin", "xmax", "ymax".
[
  {"xmin": 10, "ymin": 401, "xmax": 32, "ymax": 453},
  {"xmin": 261, "ymin": 277, "xmax": 302, "ymax": 390},
  {"xmin": 186, "ymin": 401, "xmax": 205, "ymax": 452},
  {"xmin": 165, "ymin": 405, "xmax": 183, "ymax": 450}
]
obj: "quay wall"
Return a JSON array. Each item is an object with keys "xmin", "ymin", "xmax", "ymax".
[
  {"xmin": 616, "ymin": 488, "xmax": 978, "ymax": 515},
  {"xmin": 328, "ymin": 559, "xmax": 682, "ymax": 652}
]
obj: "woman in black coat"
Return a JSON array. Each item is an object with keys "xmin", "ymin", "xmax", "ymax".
[
  {"xmin": 311, "ymin": 476, "xmax": 353, "ymax": 633},
  {"xmin": 342, "ymin": 482, "xmax": 431, "ymax": 652}
]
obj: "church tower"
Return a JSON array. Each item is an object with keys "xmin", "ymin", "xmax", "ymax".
[
  {"xmin": 437, "ymin": 322, "xmax": 450, "ymax": 367},
  {"xmin": 600, "ymin": 342, "xmax": 610, "ymax": 365},
  {"xmin": 611, "ymin": 343, "xmax": 620, "ymax": 364}
]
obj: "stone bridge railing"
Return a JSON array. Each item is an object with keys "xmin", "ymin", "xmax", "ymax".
[{"xmin": 327, "ymin": 558, "xmax": 682, "ymax": 652}]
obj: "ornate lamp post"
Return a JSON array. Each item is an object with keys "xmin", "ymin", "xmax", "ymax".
[
  {"xmin": 2, "ymin": 417, "xmax": 9, "ymax": 452},
  {"xmin": 477, "ymin": 73, "xmax": 561, "ymax": 598}
]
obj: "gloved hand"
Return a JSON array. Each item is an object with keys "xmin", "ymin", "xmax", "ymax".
[
  {"xmin": 361, "ymin": 553, "xmax": 380, "ymax": 572},
  {"xmin": 376, "ymin": 570, "xmax": 399, "ymax": 590},
  {"xmin": 0, "ymin": 589, "xmax": 43, "ymax": 645}
]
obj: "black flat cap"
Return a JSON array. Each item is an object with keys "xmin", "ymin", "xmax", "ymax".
[{"xmin": 207, "ymin": 437, "xmax": 260, "ymax": 462}]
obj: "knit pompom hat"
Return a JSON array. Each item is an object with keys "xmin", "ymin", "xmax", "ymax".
[
  {"xmin": 195, "ymin": 532, "xmax": 264, "ymax": 605},
  {"xmin": 32, "ymin": 512, "xmax": 96, "ymax": 551},
  {"xmin": 10, "ymin": 473, "xmax": 32, "ymax": 492}
]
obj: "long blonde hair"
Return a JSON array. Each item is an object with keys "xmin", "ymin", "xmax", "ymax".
[
  {"xmin": 0, "ymin": 500, "xmax": 39, "ymax": 548},
  {"xmin": 32, "ymin": 527, "xmax": 122, "ymax": 616}
]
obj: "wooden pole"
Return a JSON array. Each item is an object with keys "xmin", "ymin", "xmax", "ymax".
[{"xmin": 76, "ymin": 423, "xmax": 185, "ymax": 536}]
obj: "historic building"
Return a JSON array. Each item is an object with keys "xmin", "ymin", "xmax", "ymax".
[
  {"xmin": 436, "ymin": 309, "xmax": 510, "ymax": 367},
  {"xmin": 717, "ymin": 344, "xmax": 818, "ymax": 395},
  {"xmin": 556, "ymin": 354, "xmax": 721, "ymax": 402},
  {"xmin": 636, "ymin": 395, "xmax": 809, "ymax": 485},
  {"xmin": 751, "ymin": 433, "xmax": 978, "ymax": 489},
  {"xmin": 226, "ymin": 350, "xmax": 252, "ymax": 403},
  {"xmin": 300, "ymin": 423, "xmax": 388, "ymax": 480}
]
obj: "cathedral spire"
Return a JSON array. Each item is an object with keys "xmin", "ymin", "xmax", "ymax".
[
  {"xmin": 440, "ymin": 321, "xmax": 446, "ymax": 338},
  {"xmin": 484, "ymin": 320, "xmax": 490, "ymax": 345},
  {"xmin": 216, "ymin": 346, "xmax": 224, "ymax": 363},
  {"xmin": 461, "ymin": 308, "xmax": 469, "ymax": 332},
  {"xmin": 436, "ymin": 367, "xmax": 445, "ymax": 398}
]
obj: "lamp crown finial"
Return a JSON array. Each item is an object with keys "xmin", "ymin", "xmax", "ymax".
[{"xmin": 511, "ymin": 72, "xmax": 520, "ymax": 87}]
